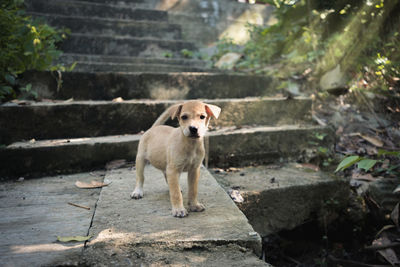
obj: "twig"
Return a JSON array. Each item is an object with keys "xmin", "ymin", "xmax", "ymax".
[
  {"xmin": 364, "ymin": 242, "xmax": 400, "ymax": 251},
  {"xmin": 68, "ymin": 202, "xmax": 90, "ymax": 210}
]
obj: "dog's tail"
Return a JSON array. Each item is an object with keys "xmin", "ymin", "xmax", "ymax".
[{"xmin": 151, "ymin": 103, "xmax": 181, "ymax": 128}]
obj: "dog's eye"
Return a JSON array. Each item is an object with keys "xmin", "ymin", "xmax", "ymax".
[
  {"xmin": 200, "ymin": 115, "xmax": 206, "ymax": 120},
  {"xmin": 181, "ymin": 115, "xmax": 188, "ymax": 120}
]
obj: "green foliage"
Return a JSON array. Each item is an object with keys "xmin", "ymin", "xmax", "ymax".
[
  {"xmin": 357, "ymin": 159, "xmax": 377, "ymax": 171},
  {"xmin": 0, "ymin": 0, "xmax": 68, "ymax": 101},
  {"xmin": 335, "ymin": 155, "xmax": 361, "ymax": 172},
  {"xmin": 163, "ymin": 52, "xmax": 173, "ymax": 58},
  {"xmin": 214, "ymin": 0, "xmax": 400, "ymax": 95},
  {"xmin": 180, "ymin": 49, "xmax": 194, "ymax": 59},
  {"xmin": 335, "ymin": 150, "xmax": 400, "ymax": 174},
  {"xmin": 212, "ymin": 37, "xmax": 242, "ymax": 61}
]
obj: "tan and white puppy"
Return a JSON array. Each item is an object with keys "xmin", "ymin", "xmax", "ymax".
[{"xmin": 130, "ymin": 100, "xmax": 221, "ymax": 218}]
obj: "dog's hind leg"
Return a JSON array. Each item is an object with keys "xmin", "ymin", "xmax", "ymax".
[{"xmin": 130, "ymin": 153, "xmax": 145, "ymax": 199}]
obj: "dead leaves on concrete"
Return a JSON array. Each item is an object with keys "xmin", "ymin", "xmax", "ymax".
[
  {"xmin": 75, "ymin": 180, "xmax": 109, "ymax": 189},
  {"xmin": 57, "ymin": 235, "xmax": 92, "ymax": 242}
]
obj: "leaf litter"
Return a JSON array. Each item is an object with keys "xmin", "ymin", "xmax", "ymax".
[{"xmin": 75, "ymin": 180, "xmax": 110, "ymax": 189}]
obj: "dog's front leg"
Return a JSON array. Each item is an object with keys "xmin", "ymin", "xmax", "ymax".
[
  {"xmin": 167, "ymin": 167, "xmax": 188, "ymax": 218},
  {"xmin": 188, "ymin": 166, "xmax": 205, "ymax": 212}
]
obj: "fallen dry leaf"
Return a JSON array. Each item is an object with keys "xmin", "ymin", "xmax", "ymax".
[
  {"xmin": 391, "ymin": 203, "xmax": 399, "ymax": 227},
  {"xmin": 365, "ymin": 145, "xmax": 378, "ymax": 156},
  {"xmin": 393, "ymin": 185, "xmax": 400, "ymax": 194},
  {"xmin": 227, "ymin": 167, "xmax": 240, "ymax": 172},
  {"xmin": 75, "ymin": 180, "xmax": 109, "ymax": 189},
  {"xmin": 299, "ymin": 163, "xmax": 320, "ymax": 172},
  {"xmin": 375, "ymin": 225, "xmax": 396, "ymax": 237},
  {"xmin": 351, "ymin": 172, "xmax": 375, "ymax": 181},
  {"xmin": 57, "ymin": 235, "xmax": 92, "ymax": 242},
  {"xmin": 112, "ymin": 97, "xmax": 124, "ymax": 102},
  {"xmin": 373, "ymin": 233, "xmax": 400, "ymax": 265},
  {"xmin": 11, "ymin": 99, "xmax": 31, "ymax": 105},
  {"xmin": 358, "ymin": 133, "xmax": 384, "ymax": 147}
]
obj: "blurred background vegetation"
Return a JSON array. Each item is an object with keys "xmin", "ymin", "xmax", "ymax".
[
  {"xmin": 0, "ymin": 0, "xmax": 68, "ymax": 101},
  {"xmin": 214, "ymin": 0, "xmax": 400, "ymax": 100}
]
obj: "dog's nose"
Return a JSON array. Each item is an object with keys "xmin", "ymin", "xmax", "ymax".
[{"xmin": 189, "ymin": 126, "xmax": 198, "ymax": 135}]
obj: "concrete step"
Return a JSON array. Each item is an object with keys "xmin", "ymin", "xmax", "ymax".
[
  {"xmin": 0, "ymin": 167, "xmax": 268, "ymax": 266},
  {"xmin": 83, "ymin": 167, "xmax": 267, "ymax": 266},
  {"xmin": 212, "ymin": 163, "xmax": 350, "ymax": 236},
  {"xmin": 60, "ymin": 33, "xmax": 197, "ymax": 57},
  {"xmin": 58, "ymin": 53, "xmax": 210, "ymax": 72},
  {"xmin": 207, "ymin": 125, "xmax": 334, "ymax": 167},
  {"xmin": 0, "ymin": 171, "xmax": 102, "ymax": 266},
  {"xmin": 59, "ymin": 53, "xmax": 209, "ymax": 68},
  {"xmin": 0, "ymin": 125, "xmax": 332, "ymax": 178},
  {"xmin": 22, "ymin": 71, "xmax": 276, "ymax": 100},
  {"xmin": 0, "ymin": 97, "xmax": 312, "ymax": 144},
  {"xmin": 64, "ymin": 0, "xmax": 144, "ymax": 5},
  {"xmin": 25, "ymin": 0, "xmax": 167, "ymax": 21},
  {"xmin": 67, "ymin": 61, "xmax": 209, "ymax": 73},
  {"xmin": 31, "ymin": 13, "xmax": 182, "ymax": 39}
]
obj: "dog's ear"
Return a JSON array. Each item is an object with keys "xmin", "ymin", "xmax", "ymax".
[
  {"xmin": 205, "ymin": 104, "xmax": 221, "ymax": 119},
  {"xmin": 169, "ymin": 104, "xmax": 183, "ymax": 120}
]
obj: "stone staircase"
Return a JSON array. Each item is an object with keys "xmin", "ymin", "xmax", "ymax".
[{"xmin": 0, "ymin": 1, "xmax": 347, "ymax": 266}]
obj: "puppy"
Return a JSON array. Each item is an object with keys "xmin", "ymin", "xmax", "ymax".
[{"xmin": 130, "ymin": 100, "xmax": 221, "ymax": 218}]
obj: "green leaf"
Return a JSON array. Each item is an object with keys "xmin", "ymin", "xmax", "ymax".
[
  {"xmin": 57, "ymin": 235, "xmax": 92, "ymax": 242},
  {"xmin": 357, "ymin": 159, "xmax": 377, "ymax": 172},
  {"xmin": 0, "ymin": 85, "xmax": 13, "ymax": 94},
  {"xmin": 4, "ymin": 73, "xmax": 16, "ymax": 85},
  {"xmin": 335, "ymin": 156, "xmax": 361, "ymax": 172},
  {"xmin": 378, "ymin": 149, "xmax": 400, "ymax": 158},
  {"xmin": 315, "ymin": 132, "xmax": 327, "ymax": 140},
  {"xmin": 318, "ymin": 146, "xmax": 328, "ymax": 154}
]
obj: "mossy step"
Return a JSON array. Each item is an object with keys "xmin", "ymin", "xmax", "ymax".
[
  {"xmin": 65, "ymin": 61, "xmax": 209, "ymax": 73},
  {"xmin": 22, "ymin": 71, "xmax": 276, "ymax": 100},
  {"xmin": 0, "ymin": 97, "xmax": 312, "ymax": 144},
  {"xmin": 60, "ymin": 33, "xmax": 197, "ymax": 58},
  {"xmin": 59, "ymin": 53, "xmax": 208, "ymax": 67},
  {"xmin": 25, "ymin": 0, "xmax": 167, "ymax": 21},
  {"xmin": 30, "ymin": 13, "xmax": 182, "ymax": 40},
  {"xmin": 0, "ymin": 125, "xmax": 332, "ymax": 179}
]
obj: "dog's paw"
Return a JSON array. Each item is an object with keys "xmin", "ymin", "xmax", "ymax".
[
  {"xmin": 172, "ymin": 207, "xmax": 188, "ymax": 218},
  {"xmin": 189, "ymin": 202, "xmax": 205, "ymax": 212},
  {"xmin": 130, "ymin": 188, "xmax": 143, "ymax": 199}
]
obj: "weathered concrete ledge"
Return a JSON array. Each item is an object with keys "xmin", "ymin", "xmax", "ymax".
[
  {"xmin": 212, "ymin": 164, "xmax": 350, "ymax": 236},
  {"xmin": 67, "ymin": 61, "xmax": 208, "ymax": 73},
  {"xmin": 22, "ymin": 71, "xmax": 276, "ymax": 100},
  {"xmin": 83, "ymin": 166, "xmax": 266, "ymax": 265},
  {"xmin": 0, "ymin": 125, "xmax": 331, "ymax": 178},
  {"xmin": 60, "ymin": 34, "xmax": 196, "ymax": 57},
  {"xmin": 0, "ymin": 135, "xmax": 140, "ymax": 179},
  {"xmin": 25, "ymin": 0, "xmax": 167, "ymax": 21},
  {"xmin": 0, "ymin": 172, "xmax": 102, "ymax": 266},
  {"xmin": 0, "ymin": 97, "xmax": 311, "ymax": 144},
  {"xmin": 59, "ymin": 53, "xmax": 209, "ymax": 67},
  {"xmin": 208, "ymin": 125, "xmax": 334, "ymax": 167},
  {"xmin": 33, "ymin": 13, "xmax": 182, "ymax": 39}
]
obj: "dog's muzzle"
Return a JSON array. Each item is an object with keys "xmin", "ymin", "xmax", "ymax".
[{"xmin": 189, "ymin": 126, "xmax": 200, "ymax": 138}]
